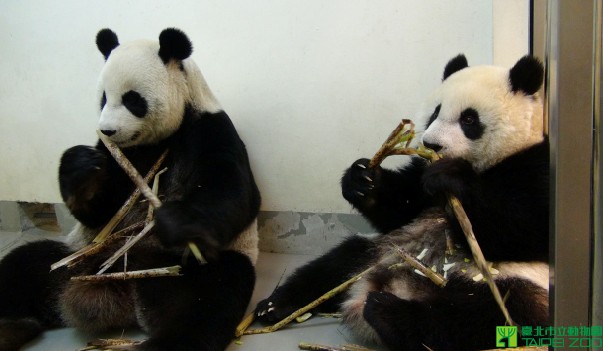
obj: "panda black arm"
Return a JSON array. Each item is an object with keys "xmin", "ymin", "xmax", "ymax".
[
  {"xmin": 423, "ymin": 139, "xmax": 549, "ymax": 261},
  {"xmin": 58, "ymin": 144, "xmax": 134, "ymax": 228},
  {"xmin": 154, "ymin": 110, "xmax": 261, "ymax": 260},
  {"xmin": 341, "ymin": 157, "xmax": 433, "ymax": 233}
]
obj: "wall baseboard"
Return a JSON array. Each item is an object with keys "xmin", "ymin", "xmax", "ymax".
[{"xmin": 0, "ymin": 201, "xmax": 376, "ymax": 255}]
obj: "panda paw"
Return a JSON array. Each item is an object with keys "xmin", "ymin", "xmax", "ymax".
[
  {"xmin": 154, "ymin": 202, "xmax": 221, "ymax": 261},
  {"xmin": 341, "ymin": 158, "xmax": 382, "ymax": 210},
  {"xmin": 422, "ymin": 157, "xmax": 476, "ymax": 201},
  {"xmin": 254, "ymin": 294, "xmax": 299, "ymax": 324},
  {"xmin": 58, "ymin": 145, "xmax": 108, "ymax": 200}
]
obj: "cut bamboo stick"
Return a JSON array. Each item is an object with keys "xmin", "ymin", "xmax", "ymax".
[
  {"xmin": 449, "ymin": 196, "xmax": 514, "ymax": 326},
  {"xmin": 97, "ymin": 221, "xmax": 155, "ymax": 274},
  {"xmin": 392, "ymin": 246, "xmax": 447, "ymax": 287},
  {"xmin": 97, "ymin": 131, "xmax": 161, "ymax": 208},
  {"xmin": 298, "ymin": 342, "xmax": 376, "ymax": 351},
  {"xmin": 96, "ymin": 131, "xmax": 206, "ymax": 268},
  {"xmin": 368, "ymin": 119, "xmax": 415, "ymax": 168},
  {"xmin": 146, "ymin": 167, "xmax": 168, "ymax": 224},
  {"xmin": 77, "ymin": 338, "xmax": 142, "ymax": 351},
  {"xmin": 235, "ymin": 312, "xmax": 255, "ymax": 338},
  {"xmin": 50, "ymin": 221, "xmax": 145, "ymax": 271},
  {"xmin": 93, "ymin": 149, "xmax": 168, "ymax": 243},
  {"xmin": 72, "ymin": 265, "xmax": 181, "ymax": 281},
  {"xmin": 242, "ymin": 266, "xmax": 375, "ymax": 335}
]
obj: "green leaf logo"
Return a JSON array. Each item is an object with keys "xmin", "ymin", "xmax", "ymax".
[{"xmin": 496, "ymin": 326, "xmax": 518, "ymax": 348}]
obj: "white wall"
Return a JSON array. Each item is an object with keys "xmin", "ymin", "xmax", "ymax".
[
  {"xmin": 493, "ymin": 0, "xmax": 530, "ymax": 67},
  {"xmin": 0, "ymin": 1, "xmax": 528, "ymax": 213}
]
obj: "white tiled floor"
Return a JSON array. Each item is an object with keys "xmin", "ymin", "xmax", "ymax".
[{"xmin": 0, "ymin": 233, "xmax": 383, "ymax": 351}]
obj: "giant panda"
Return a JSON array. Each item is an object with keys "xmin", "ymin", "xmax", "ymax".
[
  {"xmin": 0, "ymin": 28, "xmax": 261, "ymax": 351},
  {"xmin": 255, "ymin": 54, "xmax": 548, "ymax": 350}
]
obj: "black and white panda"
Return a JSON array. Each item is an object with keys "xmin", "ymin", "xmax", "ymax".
[
  {"xmin": 255, "ymin": 54, "xmax": 548, "ymax": 350},
  {"xmin": 0, "ymin": 28, "xmax": 261, "ymax": 351}
]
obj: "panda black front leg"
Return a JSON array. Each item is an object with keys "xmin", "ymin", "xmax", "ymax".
[
  {"xmin": 342, "ymin": 157, "xmax": 431, "ymax": 233},
  {"xmin": 154, "ymin": 202, "xmax": 223, "ymax": 261},
  {"xmin": 59, "ymin": 145, "xmax": 108, "ymax": 204},
  {"xmin": 341, "ymin": 158, "xmax": 380, "ymax": 209},
  {"xmin": 58, "ymin": 145, "xmax": 119, "ymax": 227}
]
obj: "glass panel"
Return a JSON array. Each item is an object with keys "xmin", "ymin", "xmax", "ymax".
[
  {"xmin": 593, "ymin": 0, "xmax": 603, "ymax": 328},
  {"xmin": 545, "ymin": 0, "xmax": 597, "ymax": 330}
]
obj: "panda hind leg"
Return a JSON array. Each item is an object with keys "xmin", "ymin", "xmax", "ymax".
[
  {"xmin": 363, "ymin": 291, "xmax": 427, "ymax": 351},
  {"xmin": 363, "ymin": 277, "xmax": 550, "ymax": 351},
  {"xmin": 134, "ymin": 250, "xmax": 255, "ymax": 351},
  {"xmin": 0, "ymin": 240, "xmax": 73, "ymax": 350}
]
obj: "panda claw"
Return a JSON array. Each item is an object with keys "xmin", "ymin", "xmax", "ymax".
[
  {"xmin": 356, "ymin": 163, "xmax": 367, "ymax": 169},
  {"xmin": 355, "ymin": 191, "xmax": 365, "ymax": 197},
  {"xmin": 363, "ymin": 175, "xmax": 373, "ymax": 182}
]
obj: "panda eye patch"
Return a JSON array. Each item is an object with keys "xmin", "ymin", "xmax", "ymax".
[
  {"xmin": 122, "ymin": 90, "xmax": 148, "ymax": 118},
  {"xmin": 459, "ymin": 108, "xmax": 484, "ymax": 140},
  {"xmin": 460, "ymin": 108, "xmax": 478, "ymax": 125},
  {"xmin": 426, "ymin": 104, "xmax": 441, "ymax": 129},
  {"xmin": 100, "ymin": 92, "xmax": 107, "ymax": 110}
]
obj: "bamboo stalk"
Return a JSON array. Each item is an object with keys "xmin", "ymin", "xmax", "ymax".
[
  {"xmin": 235, "ymin": 312, "xmax": 256, "ymax": 338},
  {"xmin": 50, "ymin": 221, "xmax": 145, "ymax": 271},
  {"xmin": 448, "ymin": 196, "xmax": 514, "ymax": 326},
  {"xmin": 188, "ymin": 241, "xmax": 207, "ymax": 264},
  {"xmin": 96, "ymin": 131, "xmax": 206, "ymax": 267},
  {"xmin": 77, "ymin": 338, "xmax": 142, "ymax": 351},
  {"xmin": 242, "ymin": 266, "xmax": 375, "ymax": 335},
  {"xmin": 391, "ymin": 246, "xmax": 447, "ymax": 287},
  {"xmin": 97, "ymin": 131, "xmax": 161, "ymax": 208},
  {"xmin": 146, "ymin": 167, "xmax": 168, "ymax": 224},
  {"xmin": 368, "ymin": 119, "xmax": 415, "ymax": 168},
  {"xmin": 72, "ymin": 265, "xmax": 181, "ymax": 281},
  {"xmin": 97, "ymin": 221, "xmax": 155, "ymax": 274},
  {"xmin": 93, "ymin": 149, "xmax": 168, "ymax": 243},
  {"xmin": 75, "ymin": 146, "xmax": 165, "ymax": 273},
  {"xmin": 316, "ymin": 312, "xmax": 343, "ymax": 318},
  {"xmin": 298, "ymin": 343, "xmax": 376, "ymax": 351}
]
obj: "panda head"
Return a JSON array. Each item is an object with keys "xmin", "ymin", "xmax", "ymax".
[
  {"xmin": 420, "ymin": 54, "xmax": 544, "ymax": 172},
  {"xmin": 95, "ymin": 28, "xmax": 220, "ymax": 147}
]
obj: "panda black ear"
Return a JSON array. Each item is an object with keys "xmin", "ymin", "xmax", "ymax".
[
  {"xmin": 509, "ymin": 55, "xmax": 544, "ymax": 95},
  {"xmin": 96, "ymin": 29, "xmax": 119, "ymax": 60},
  {"xmin": 158, "ymin": 28, "xmax": 193, "ymax": 64},
  {"xmin": 443, "ymin": 54, "xmax": 469, "ymax": 81}
]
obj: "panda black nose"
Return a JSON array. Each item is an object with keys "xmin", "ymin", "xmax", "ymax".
[
  {"xmin": 100, "ymin": 130, "xmax": 116, "ymax": 136},
  {"xmin": 423, "ymin": 142, "xmax": 442, "ymax": 152}
]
